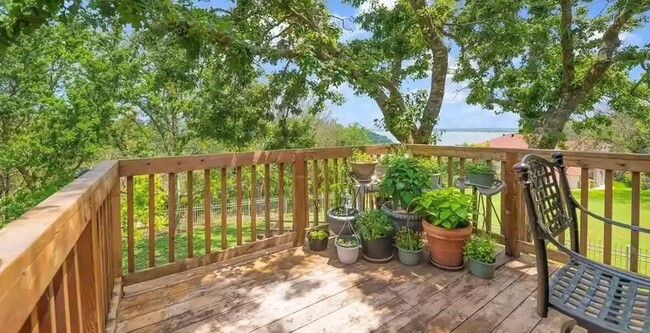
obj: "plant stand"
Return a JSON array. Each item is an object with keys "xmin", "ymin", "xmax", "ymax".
[{"xmin": 454, "ymin": 177, "xmax": 505, "ymax": 232}]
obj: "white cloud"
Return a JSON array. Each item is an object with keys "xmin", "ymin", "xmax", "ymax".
[{"xmin": 359, "ymin": 0, "xmax": 397, "ymax": 14}]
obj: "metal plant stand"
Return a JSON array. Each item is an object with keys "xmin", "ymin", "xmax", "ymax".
[{"xmin": 455, "ymin": 177, "xmax": 505, "ymax": 231}]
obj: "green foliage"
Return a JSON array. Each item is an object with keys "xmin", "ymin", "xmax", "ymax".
[
  {"xmin": 336, "ymin": 235, "xmax": 360, "ymax": 247},
  {"xmin": 395, "ymin": 227, "xmax": 423, "ymax": 251},
  {"xmin": 379, "ymin": 156, "xmax": 430, "ymax": 210},
  {"xmin": 351, "ymin": 149, "xmax": 374, "ymax": 163},
  {"xmin": 417, "ymin": 158, "xmax": 441, "ymax": 174},
  {"xmin": 357, "ymin": 209, "xmax": 393, "ymax": 240},
  {"xmin": 466, "ymin": 161, "xmax": 494, "ymax": 174},
  {"xmin": 464, "ymin": 234, "xmax": 496, "ymax": 264},
  {"xmin": 120, "ymin": 175, "xmax": 169, "ymax": 242},
  {"xmin": 308, "ymin": 229, "xmax": 329, "ymax": 241},
  {"xmin": 411, "ymin": 188, "xmax": 473, "ymax": 229}
]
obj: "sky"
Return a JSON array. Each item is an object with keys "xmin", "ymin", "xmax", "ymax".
[{"xmin": 202, "ymin": 0, "xmax": 650, "ymax": 137}]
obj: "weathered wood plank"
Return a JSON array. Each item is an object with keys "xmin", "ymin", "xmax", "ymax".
[
  {"xmin": 168, "ymin": 172, "xmax": 176, "ymax": 263},
  {"xmin": 236, "ymin": 166, "xmax": 243, "ymax": 246},
  {"xmin": 278, "ymin": 163, "xmax": 285, "ymax": 234},
  {"xmin": 147, "ymin": 175, "xmax": 155, "ymax": 268},
  {"xmin": 204, "ymin": 169, "xmax": 212, "ymax": 254},
  {"xmin": 221, "ymin": 168, "xmax": 227, "ymax": 250},
  {"xmin": 127, "ymin": 176, "xmax": 135, "ymax": 273},
  {"xmin": 187, "ymin": 171, "xmax": 194, "ymax": 258},
  {"xmin": 604, "ymin": 170, "xmax": 613, "ymax": 265},
  {"xmin": 250, "ymin": 165, "xmax": 257, "ymax": 241},
  {"xmin": 631, "ymin": 171, "xmax": 640, "ymax": 272},
  {"xmin": 323, "ymin": 159, "xmax": 329, "ymax": 217},
  {"xmin": 264, "ymin": 164, "xmax": 271, "ymax": 238},
  {"xmin": 530, "ymin": 309, "xmax": 576, "ymax": 333},
  {"xmin": 580, "ymin": 168, "xmax": 589, "ymax": 255}
]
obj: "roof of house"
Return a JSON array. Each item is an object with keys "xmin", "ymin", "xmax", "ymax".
[{"xmin": 486, "ymin": 133, "xmax": 529, "ymax": 149}]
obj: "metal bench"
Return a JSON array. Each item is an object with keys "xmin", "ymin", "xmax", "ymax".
[{"xmin": 514, "ymin": 153, "xmax": 650, "ymax": 333}]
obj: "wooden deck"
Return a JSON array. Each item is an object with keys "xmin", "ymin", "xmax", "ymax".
[{"xmin": 115, "ymin": 242, "xmax": 577, "ymax": 333}]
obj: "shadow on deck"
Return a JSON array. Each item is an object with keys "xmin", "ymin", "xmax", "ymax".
[{"xmin": 115, "ymin": 241, "xmax": 577, "ymax": 333}]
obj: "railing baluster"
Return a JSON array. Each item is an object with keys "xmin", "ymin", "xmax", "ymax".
[
  {"xmin": 264, "ymin": 164, "xmax": 271, "ymax": 238},
  {"xmin": 324, "ymin": 159, "xmax": 329, "ymax": 217},
  {"xmin": 111, "ymin": 181, "xmax": 122, "ymax": 278},
  {"xmin": 631, "ymin": 172, "xmax": 641, "ymax": 272},
  {"xmin": 53, "ymin": 267, "xmax": 68, "ymax": 332},
  {"xmin": 279, "ymin": 163, "xmax": 285, "ymax": 234},
  {"xmin": 293, "ymin": 153, "xmax": 308, "ymax": 246},
  {"xmin": 73, "ymin": 246, "xmax": 83, "ymax": 331},
  {"xmin": 485, "ymin": 160, "xmax": 493, "ymax": 234},
  {"xmin": 236, "ymin": 166, "xmax": 243, "ymax": 246},
  {"xmin": 250, "ymin": 165, "xmax": 257, "ymax": 241},
  {"xmin": 220, "ymin": 168, "xmax": 227, "ymax": 250},
  {"xmin": 580, "ymin": 168, "xmax": 589, "ymax": 255},
  {"xmin": 66, "ymin": 250, "xmax": 81, "ymax": 332},
  {"xmin": 78, "ymin": 223, "xmax": 102, "ymax": 331},
  {"xmin": 333, "ymin": 158, "xmax": 339, "ymax": 190},
  {"xmin": 168, "ymin": 172, "xmax": 176, "ymax": 263},
  {"xmin": 187, "ymin": 171, "xmax": 194, "ymax": 258},
  {"xmin": 148, "ymin": 174, "xmax": 155, "ymax": 267},
  {"xmin": 447, "ymin": 156, "xmax": 454, "ymax": 187},
  {"xmin": 126, "ymin": 176, "xmax": 135, "ymax": 273},
  {"xmin": 48, "ymin": 283, "xmax": 57, "ymax": 331},
  {"xmin": 604, "ymin": 170, "xmax": 613, "ymax": 265},
  {"xmin": 204, "ymin": 169, "xmax": 212, "ymax": 254},
  {"xmin": 312, "ymin": 159, "xmax": 319, "ymax": 226}
]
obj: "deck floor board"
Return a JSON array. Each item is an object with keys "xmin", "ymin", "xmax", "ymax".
[{"xmin": 116, "ymin": 243, "xmax": 576, "ymax": 333}]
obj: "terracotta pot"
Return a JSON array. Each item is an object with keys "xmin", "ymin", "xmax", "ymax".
[{"xmin": 421, "ymin": 220, "xmax": 472, "ymax": 268}]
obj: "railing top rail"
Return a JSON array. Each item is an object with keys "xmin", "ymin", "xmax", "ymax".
[{"xmin": 0, "ymin": 160, "xmax": 118, "ymax": 325}]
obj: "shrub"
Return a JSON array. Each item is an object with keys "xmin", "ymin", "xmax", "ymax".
[
  {"xmin": 357, "ymin": 209, "xmax": 393, "ymax": 240},
  {"xmin": 351, "ymin": 148, "xmax": 374, "ymax": 162},
  {"xmin": 464, "ymin": 234, "xmax": 496, "ymax": 264},
  {"xmin": 395, "ymin": 227, "xmax": 423, "ymax": 251},
  {"xmin": 411, "ymin": 188, "xmax": 474, "ymax": 229},
  {"xmin": 466, "ymin": 161, "xmax": 494, "ymax": 174},
  {"xmin": 379, "ymin": 156, "xmax": 430, "ymax": 210},
  {"xmin": 308, "ymin": 229, "xmax": 328, "ymax": 241}
]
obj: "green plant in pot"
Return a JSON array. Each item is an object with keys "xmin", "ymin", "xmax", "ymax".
[
  {"xmin": 465, "ymin": 161, "xmax": 495, "ymax": 188},
  {"xmin": 335, "ymin": 235, "xmax": 361, "ymax": 264},
  {"xmin": 411, "ymin": 188, "xmax": 474, "ymax": 270},
  {"xmin": 418, "ymin": 158, "xmax": 441, "ymax": 189},
  {"xmin": 464, "ymin": 234, "xmax": 497, "ymax": 279},
  {"xmin": 307, "ymin": 229, "xmax": 329, "ymax": 252},
  {"xmin": 350, "ymin": 149, "xmax": 377, "ymax": 181},
  {"xmin": 395, "ymin": 227, "xmax": 423, "ymax": 265},
  {"xmin": 379, "ymin": 156, "xmax": 430, "ymax": 232},
  {"xmin": 327, "ymin": 163, "xmax": 359, "ymax": 235},
  {"xmin": 357, "ymin": 209, "xmax": 394, "ymax": 262}
]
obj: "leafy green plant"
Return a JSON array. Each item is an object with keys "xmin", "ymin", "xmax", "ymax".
[
  {"xmin": 411, "ymin": 188, "xmax": 474, "ymax": 229},
  {"xmin": 464, "ymin": 234, "xmax": 496, "ymax": 264},
  {"xmin": 379, "ymin": 156, "xmax": 430, "ymax": 210},
  {"xmin": 308, "ymin": 229, "xmax": 328, "ymax": 241},
  {"xmin": 466, "ymin": 161, "xmax": 494, "ymax": 174},
  {"xmin": 331, "ymin": 159, "xmax": 352, "ymax": 209},
  {"xmin": 418, "ymin": 158, "xmax": 440, "ymax": 174},
  {"xmin": 351, "ymin": 148, "xmax": 374, "ymax": 162},
  {"xmin": 336, "ymin": 236, "xmax": 360, "ymax": 247},
  {"xmin": 395, "ymin": 227, "xmax": 423, "ymax": 251},
  {"xmin": 357, "ymin": 209, "xmax": 393, "ymax": 240}
]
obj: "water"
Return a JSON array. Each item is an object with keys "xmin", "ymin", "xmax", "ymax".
[{"xmin": 374, "ymin": 131, "xmax": 506, "ymax": 146}]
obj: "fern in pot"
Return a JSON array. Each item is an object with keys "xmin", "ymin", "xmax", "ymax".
[
  {"xmin": 379, "ymin": 156, "xmax": 430, "ymax": 232},
  {"xmin": 357, "ymin": 209, "xmax": 394, "ymax": 262},
  {"xmin": 464, "ymin": 234, "xmax": 497, "ymax": 279},
  {"xmin": 411, "ymin": 188, "xmax": 474, "ymax": 270},
  {"xmin": 395, "ymin": 227, "xmax": 423, "ymax": 265}
]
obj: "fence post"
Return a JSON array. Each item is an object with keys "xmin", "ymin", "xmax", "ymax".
[
  {"xmin": 110, "ymin": 180, "xmax": 122, "ymax": 278},
  {"xmin": 293, "ymin": 153, "xmax": 308, "ymax": 246},
  {"xmin": 504, "ymin": 152, "xmax": 520, "ymax": 257}
]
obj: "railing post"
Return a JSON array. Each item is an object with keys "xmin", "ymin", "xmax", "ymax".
[
  {"xmin": 504, "ymin": 152, "xmax": 520, "ymax": 257},
  {"xmin": 110, "ymin": 181, "xmax": 122, "ymax": 278},
  {"xmin": 77, "ymin": 217, "xmax": 103, "ymax": 332},
  {"xmin": 293, "ymin": 153, "xmax": 308, "ymax": 246}
]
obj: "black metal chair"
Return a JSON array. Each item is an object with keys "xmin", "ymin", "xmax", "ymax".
[{"xmin": 514, "ymin": 153, "xmax": 650, "ymax": 333}]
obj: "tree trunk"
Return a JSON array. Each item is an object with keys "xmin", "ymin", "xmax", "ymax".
[{"xmin": 529, "ymin": 107, "xmax": 573, "ymax": 149}]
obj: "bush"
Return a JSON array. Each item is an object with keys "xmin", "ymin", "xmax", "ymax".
[
  {"xmin": 464, "ymin": 234, "xmax": 496, "ymax": 264},
  {"xmin": 411, "ymin": 188, "xmax": 474, "ymax": 229},
  {"xmin": 357, "ymin": 209, "xmax": 393, "ymax": 240},
  {"xmin": 308, "ymin": 229, "xmax": 328, "ymax": 241},
  {"xmin": 395, "ymin": 227, "xmax": 423, "ymax": 251}
]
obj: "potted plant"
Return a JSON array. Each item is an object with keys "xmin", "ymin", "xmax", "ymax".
[
  {"xmin": 327, "ymin": 164, "xmax": 359, "ymax": 235},
  {"xmin": 395, "ymin": 227, "xmax": 423, "ymax": 265},
  {"xmin": 335, "ymin": 235, "xmax": 361, "ymax": 264},
  {"xmin": 418, "ymin": 158, "xmax": 441, "ymax": 189},
  {"xmin": 307, "ymin": 229, "xmax": 329, "ymax": 251},
  {"xmin": 464, "ymin": 234, "xmax": 497, "ymax": 279},
  {"xmin": 412, "ymin": 188, "xmax": 474, "ymax": 269},
  {"xmin": 350, "ymin": 149, "xmax": 377, "ymax": 181},
  {"xmin": 357, "ymin": 209, "xmax": 394, "ymax": 262},
  {"xmin": 379, "ymin": 156, "xmax": 430, "ymax": 232},
  {"xmin": 466, "ymin": 161, "xmax": 495, "ymax": 188}
]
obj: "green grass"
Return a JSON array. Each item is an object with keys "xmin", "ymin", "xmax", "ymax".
[{"xmin": 125, "ymin": 219, "xmax": 294, "ymax": 272}]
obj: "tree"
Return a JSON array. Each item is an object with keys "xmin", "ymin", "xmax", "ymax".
[
  {"xmin": 0, "ymin": 21, "xmax": 128, "ymax": 222},
  {"xmin": 453, "ymin": 0, "xmax": 650, "ymax": 148}
]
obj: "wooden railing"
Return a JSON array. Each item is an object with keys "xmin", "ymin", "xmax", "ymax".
[{"xmin": 2, "ymin": 144, "xmax": 650, "ymax": 332}]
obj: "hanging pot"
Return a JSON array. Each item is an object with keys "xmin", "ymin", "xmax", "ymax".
[{"xmin": 327, "ymin": 207, "xmax": 358, "ymax": 235}]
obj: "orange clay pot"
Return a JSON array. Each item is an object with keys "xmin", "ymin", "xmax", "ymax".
[{"xmin": 422, "ymin": 219, "xmax": 472, "ymax": 268}]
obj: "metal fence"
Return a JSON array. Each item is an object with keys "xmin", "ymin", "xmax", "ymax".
[{"xmin": 587, "ymin": 239, "xmax": 650, "ymax": 275}]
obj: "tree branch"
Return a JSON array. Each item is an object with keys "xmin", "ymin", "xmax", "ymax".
[{"xmin": 559, "ymin": 0, "xmax": 575, "ymax": 93}]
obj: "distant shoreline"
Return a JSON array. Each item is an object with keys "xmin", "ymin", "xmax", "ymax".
[{"xmin": 432, "ymin": 128, "xmax": 518, "ymax": 133}]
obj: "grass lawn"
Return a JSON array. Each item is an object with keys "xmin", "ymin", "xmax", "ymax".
[{"xmin": 125, "ymin": 219, "xmax": 294, "ymax": 272}]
